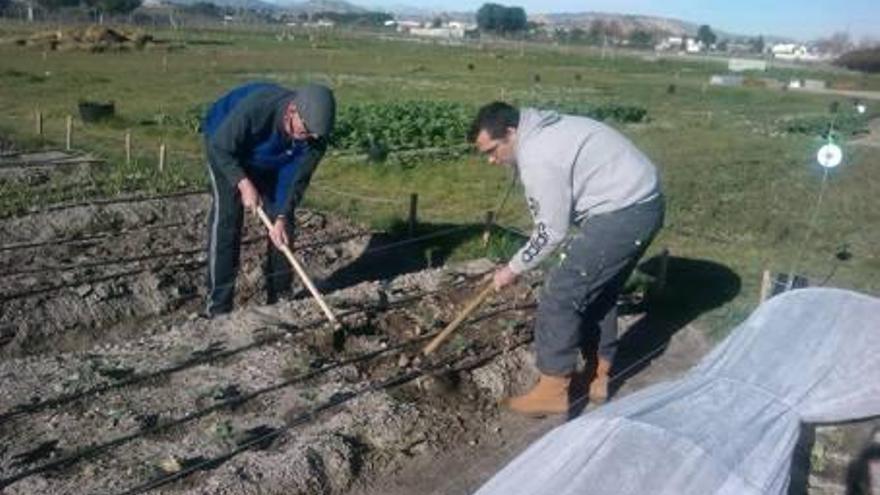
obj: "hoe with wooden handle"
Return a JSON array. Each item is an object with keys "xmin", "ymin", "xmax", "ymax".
[
  {"xmin": 423, "ymin": 282, "xmax": 495, "ymax": 356},
  {"xmin": 256, "ymin": 206, "xmax": 340, "ymax": 328}
]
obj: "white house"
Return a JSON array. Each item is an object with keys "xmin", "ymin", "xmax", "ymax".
[
  {"xmin": 771, "ymin": 43, "xmax": 826, "ymax": 61},
  {"xmin": 655, "ymin": 36, "xmax": 702, "ymax": 53}
]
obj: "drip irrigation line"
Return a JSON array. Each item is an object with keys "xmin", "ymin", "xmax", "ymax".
[
  {"xmin": 0, "ymin": 299, "xmax": 532, "ymax": 492},
  {"xmin": 0, "ymin": 259, "xmax": 204, "ymax": 302},
  {"xmin": 0, "ymin": 221, "xmax": 187, "ymax": 252},
  {"xmin": 0, "ymin": 231, "xmax": 369, "ymax": 277},
  {"xmin": 111, "ymin": 334, "xmax": 533, "ymax": 495},
  {"xmin": 36, "ymin": 190, "xmax": 207, "ymax": 214},
  {"xmin": 0, "ymin": 275, "xmax": 489, "ymax": 424}
]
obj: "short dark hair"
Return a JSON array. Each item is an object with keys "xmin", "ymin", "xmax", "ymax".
[{"xmin": 467, "ymin": 101, "xmax": 520, "ymax": 143}]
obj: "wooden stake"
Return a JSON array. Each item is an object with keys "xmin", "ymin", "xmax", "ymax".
[
  {"xmin": 35, "ymin": 110, "xmax": 42, "ymax": 136},
  {"xmin": 125, "ymin": 130, "xmax": 132, "ymax": 166},
  {"xmin": 759, "ymin": 269, "xmax": 772, "ymax": 304},
  {"xmin": 423, "ymin": 282, "xmax": 495, "ymax": 356},
  {"xmin": 255, "ymin": 206, "xmax": 340, "ymax": 327},
  {"xmin": 481, "ymin": 210, "xmax": 495, "ymax": 248},
  {"xmin": 408, "ymin": 193, "xmax": 418, "ymax": 237},
  {"xmin": 158, "ymin": 142, "xmax": 166, "ymax": 172},
  {"xmin": 162, "ymin": 54, "xmax": 168, "ymax": 73},
  {"xmin": 656, "ymin": 248, "xmax": 669, "ymax": 292},
  {"xmin": 65, "ymin": 115, "xmax": 73, "ymax": 150}
]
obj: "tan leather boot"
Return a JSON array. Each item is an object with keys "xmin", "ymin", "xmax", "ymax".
[
  {"xmin": 588, "ymin": 358, "xmax": 612, "ymax": 404},
  {"xmin": 505, "ymin": 373, "xmax": 570, "ymax": 417}
]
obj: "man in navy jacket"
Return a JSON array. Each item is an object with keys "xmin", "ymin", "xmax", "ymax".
[{"xmin": 202, "ymin": 82, "xmax": 336, "ymax": 317}]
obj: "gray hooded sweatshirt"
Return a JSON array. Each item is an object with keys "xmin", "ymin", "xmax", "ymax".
[{"xmin": 508, "ymin": 109, "xmax": 660, "ymax": 274}]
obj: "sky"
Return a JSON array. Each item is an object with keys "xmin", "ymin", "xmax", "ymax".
[{"xmin": 359, "ymin": 0, "xmax": 879, "ymax": 42}]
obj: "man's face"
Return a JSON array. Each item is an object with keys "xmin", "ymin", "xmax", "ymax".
[
  {"xmin": 283, "ymin": 103, "xmax": 316, "ymax": 141},
  {"xmin": 475, "ymin": 128, "xmax": 517, "ymax": 167}
]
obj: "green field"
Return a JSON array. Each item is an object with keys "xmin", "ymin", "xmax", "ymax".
[{"xmin": 1, "ymin": 22, "xmax": 878, "ymax": 336}]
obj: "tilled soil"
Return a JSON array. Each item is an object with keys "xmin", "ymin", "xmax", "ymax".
[
  {"xmin": 0, "ymin": 261, "xmax": 540, "ymax": 495},
  {"xmin": 0, "ymin": 192, "xmax": 370, "ymax": 358}
]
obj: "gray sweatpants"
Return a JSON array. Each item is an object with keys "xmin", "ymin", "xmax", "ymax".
[{"xmin": 534, "ymin": 195, "xmax": 664, "ymax": 375}]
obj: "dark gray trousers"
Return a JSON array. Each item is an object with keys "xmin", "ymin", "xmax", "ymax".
[
  {"xmin": 205, "ymin": 161, "xmax": 295, "ymax": 316},
  {"xmin": 535, "ymin": 195, "xmax": 664, "ymax": 375}
]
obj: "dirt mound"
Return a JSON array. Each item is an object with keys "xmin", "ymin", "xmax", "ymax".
[{"xmin": 10, "ymin": 26, "xmax": 160, "ymax": 52}]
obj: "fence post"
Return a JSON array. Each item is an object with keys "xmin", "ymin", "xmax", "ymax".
[
  {"xmin": 408, "ymin": 193, "xmax": 418, "ymax": 237},
  {"xmin": 35, "ymin": 109, "xmax": 42, "ymax": 136},
  {"xmin": 158, "ymin": 142, "xmax": 166, "ymax": 173},
  {"xmin": 481, "ymin": 210, "xmax": 495, "ymax": 248},
  {"xmin": 65, "ymin": 115, "xmax": 73, "ymax": 151},
  {"xmin": 759, "ymin": 269, "xmax": 772, "ymax": 304},
  {"xmin": 125, "ymin": 130, "xmax": 132, "ymax": 166}
]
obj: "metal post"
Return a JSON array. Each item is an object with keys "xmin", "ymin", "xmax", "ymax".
[{"xmin": 408, "ymin": 193, "xmax": 418, "ymax": 237}]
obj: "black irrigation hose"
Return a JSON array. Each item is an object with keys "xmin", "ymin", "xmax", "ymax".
[
  {"xmin": 0, "ymin": 335, "xmax": 417, "ymax": 490},
  {"xmin": 0, "ymin": 275, "xmax": 486, "ymax": 424},
  {"xmin": 38, "ymin": 190, "xmax": 208, "ymax": 214},
  {"xmin": 112, "ymin": 333, "xmax": 533, "ymax": 495},
  {"xmin": 0, "ymin": 298, "xmax": 532, "ymax": 491},
  {"xmin": 0, "ymin": 221, "xmax": 188, "ymax": 252},
  {"xmin": 0, "ymin": 231, "xmax": 370, "ymax": 277},
  {"xmin": 0, "ymin": 259, "xmax": 204, "ymax": 302}
]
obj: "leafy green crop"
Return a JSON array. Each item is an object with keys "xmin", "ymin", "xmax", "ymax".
[{"xmin": 331, "ymin": 101, "xmax": 473, "ymax": 152}]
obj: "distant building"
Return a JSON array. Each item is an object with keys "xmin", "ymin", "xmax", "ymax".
[
  {"xmin": 406, "ymin": 21, "xmax": 474, "ymax": 40},
  {"xmin": 771, "ymin": 43, "xmax": 828, "ymax": 61},
  {"xmin": 655, "ymin": 36, "xmax": 702, "ymax": 53},
  {"xmin": 728, "ymin": 58, "xmax": 767, "ymax": 72}
]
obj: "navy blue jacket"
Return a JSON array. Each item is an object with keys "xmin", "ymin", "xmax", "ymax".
[{"xmin": 203, "ymin": 82, "xmax": 326, "ymax": 217}]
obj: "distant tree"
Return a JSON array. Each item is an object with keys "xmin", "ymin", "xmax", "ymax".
[
  {"xmin": 184, "ymin": 1, "xmax": 222, "ymax": 18},
  {"xmin": 834, "ymin": 47, "xmax": 880, "ymax": 73},
  {"xmin": 628, "ymin": 29, "xmax": 654, "ymax": 48},
  {"xmin": 751, "ymin": 35, "xmax": 764, "ymax": 54},
  {"xmin": 431, "ymin": 17, "xmax": 442, "ymax": 28},
  {"xmin": 696, "ymin": 24, "xmax": 716, "ymax": 49},
  {"xmin": 88, "ymin": 0, "xmax": 141, "ymax": 15},
  {"xmin": 680, "ymin": 35, "xmax": 688, "ymax": 51},
  {"xmin": 36, "ymin": 0, "xmax": 79, "ymax": 11},
  {"xmin": 476, "ymin": 3, "xmax": 526, "ymax": 34},
  {"xmin": 816, "ymin": 31, "xmax": 852, "ymax": 55},
  {"xmin": 0, "ymin": 0, "xmax": 10, "ymax": 12},
  {"xmin": 586, "ymin": 19, "xmax": 605, "ymax": 44},
  {"xmin": 716, "ymin": 39, "xmax": 729, "ymax": 52},
  {"xmin": 568, "ymin": 27, "xmax": 585, "ymax": 43}
]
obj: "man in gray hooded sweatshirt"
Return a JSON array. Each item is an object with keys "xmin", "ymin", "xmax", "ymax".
[
  {"xmin": 469, "ymin": 101, "xmax": 664, "ymax": 416},
  {"xmin": 202, "ymin": 82, "xmax": 335, "ymax": 317}
]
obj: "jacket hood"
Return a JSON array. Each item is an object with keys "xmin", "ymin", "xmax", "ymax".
[
  {"xmin": 293, "ymin": 83, "xmax": 336, "ymax": 139},
  {"xmin": 517, "ymin": 108, "xmax": 562, "ymax": 144}
]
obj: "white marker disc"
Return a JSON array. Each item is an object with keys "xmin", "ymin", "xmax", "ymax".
[{"xmin": 817, "ymin": 143, "xmax": 843, "ymax": 168}]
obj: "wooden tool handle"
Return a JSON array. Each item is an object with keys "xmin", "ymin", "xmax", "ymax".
[
  {"xmin": 423, "ymin": 282, "xmax": 495, "ymax": 355},
  {"xmin": 256, "ymin": 207, "xmax": 339, "ymax": 327}
]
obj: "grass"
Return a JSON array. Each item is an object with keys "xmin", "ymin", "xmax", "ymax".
[{"xmin": 1, "ymin": 21, "xmax": 878, "ymax": 338}]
